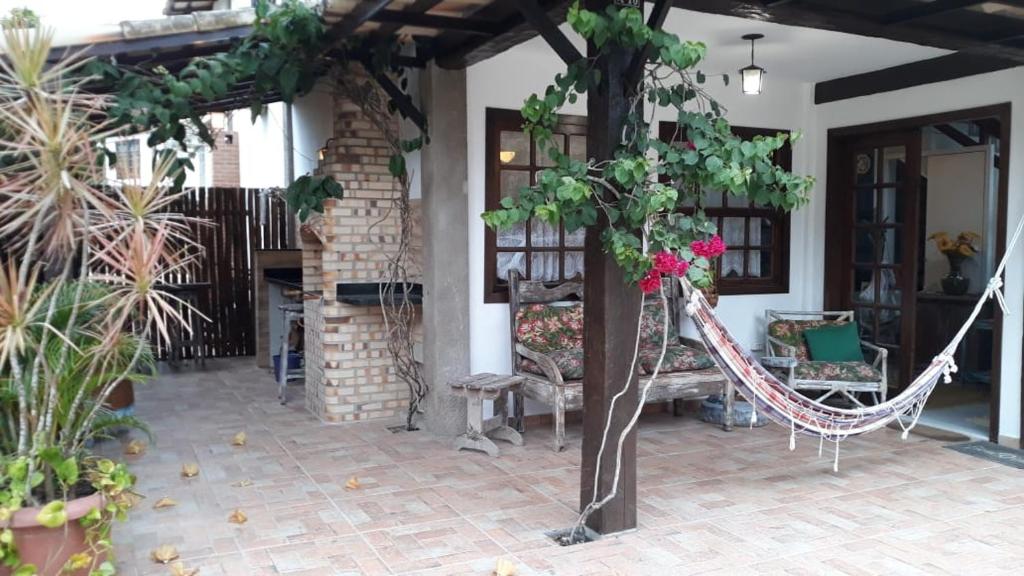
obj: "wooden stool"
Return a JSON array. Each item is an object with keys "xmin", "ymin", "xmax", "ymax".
[{"xmin": 449, "ymin": 373, "xmax": 525, "ymax": 457}]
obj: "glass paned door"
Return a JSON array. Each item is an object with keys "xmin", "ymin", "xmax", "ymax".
[{"xmin": 840, "ymin": 132, "xmax": 921, "ymax": 390}]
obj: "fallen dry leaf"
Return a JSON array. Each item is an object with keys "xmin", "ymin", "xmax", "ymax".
[
  {"xmin": 494, "ymin": 558, "xmax": 517, "ymax": 576},
  {"xmin": 151, "ymin": 544, "xmax": 180, "ymax": 564},
  {"xmin": 227, "ymin": 509, "xmax": 247, "ymax": 525},
  {"xmin": 231, "ymin": 479, "xmax": 253, "ymax": 488},
  {"xmin": 153, "ymin": 497, "xmax": 178, "ymax": 510},
  {"xmin": 231, "ymin": 431, "xmax": 247, "ymax": 447},
  {"xmin": 181, "ymin": 463, "xmax": 200, "ymax": 478},
  {"xmin": 169, "ymin": 561, "xmax": 199, "ymax": 576},
  {"xmin": 124, "ymin": 440, "xmax": 146, "ymax": 456},
  {"xmin": 344, "ymin": 476, "xmax": 361, "ymax": 491}
]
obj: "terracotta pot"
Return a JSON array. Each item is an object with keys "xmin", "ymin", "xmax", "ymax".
[
  {"xmin": 0, "ymin": 493, "xmax": 105, "ymax": 576},
  {"xmin": 103, "ymin": 380, "xmax": 135, "ymax": 412}
]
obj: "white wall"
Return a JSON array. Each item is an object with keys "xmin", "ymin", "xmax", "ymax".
[
  {"xmin": 811, "ymin": 67, "xmax": 1024, "ymax": 443},
  {"xmin": 291, "ymin": 85, "xmax": 336, "ymax": 181}
]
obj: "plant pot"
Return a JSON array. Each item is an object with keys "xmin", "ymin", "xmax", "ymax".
[
  {"xmin": 0, "ymin": 493, "xmax": 105, "ymax": 576},
  {"xmin": 941, "ymin": 273, "xmax": 970, "ymax": 296},
  {"xmin": 103, "ymin": 380, "xmax": 135, "ymax": 413}
]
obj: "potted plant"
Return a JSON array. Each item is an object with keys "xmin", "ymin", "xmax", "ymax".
[
  {"xmin": 928, "ymin": 231, "xmax": 981, "ymax": 295},
  {"xmin": 0, "ymin": 27, "xmax": 198, "ymax": 575}
]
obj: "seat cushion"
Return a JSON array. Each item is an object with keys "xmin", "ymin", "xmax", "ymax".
[
  {"xmin": 520, "ymin": 347, "xmax": 584, "ymax": 381},
  {"xmin": 803, "ymin": 322, "xmax": 865, "ymax": 362},
  {"xmin": 639, "ymin": 298, "xmax": 676, "ymax": 350},
  {"xmin": 767, "ymin": 319, "xmax": 849, "ymax": 361},
  {"xmin": 793, "ymin": 361, "xmax": 882, "ymax": 383},
  {"xmin": 515, "ymin": 303, "xmax": 583, "ymax": 353},
  {"xmin": 639, "ymin": 344, "xmax": 715, "ymax": 374}
]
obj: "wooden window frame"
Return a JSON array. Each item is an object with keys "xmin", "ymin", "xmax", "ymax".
[
  {"xmin": 484, "ymin": 107, "xmax": 587, "ymax": 303},
  {"xmin": 658, "ymin": 122, "xmax": 792, "ymax": 295}
]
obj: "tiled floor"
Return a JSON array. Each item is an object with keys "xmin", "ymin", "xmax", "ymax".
[{"xmin": 109, "ymin": 359, "xmax": 1024, "ymax": 575}]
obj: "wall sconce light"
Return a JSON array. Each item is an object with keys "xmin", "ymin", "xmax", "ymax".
[
  {"xmin": 317, "ymin": 138, "xmax": 335, "ymax": 167},
  {"xmin": 739, "ymin": 33, "xmax": 766, "ymax": 95},
  {"xmin": 499, "ymin": 150, "xmax": 516, "ymax": 164}
]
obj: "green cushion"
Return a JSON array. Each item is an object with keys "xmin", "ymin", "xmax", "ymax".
[{"xmin": 802, "ymin": 322, "xmax": 864, "ymax": 362}]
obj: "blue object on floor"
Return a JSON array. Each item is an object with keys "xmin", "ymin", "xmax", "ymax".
[
  {"xmin": 272, "ymin": 351, "xmax": 303, "ymax": 375},
  {"xmin": 700, "ymin": 395, "xmax": 767, "ymax": 427}
]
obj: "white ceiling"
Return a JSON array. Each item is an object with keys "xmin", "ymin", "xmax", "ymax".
[{"xmin": 663, "ymin": 8, "xmax": 952, "ymax": 84}]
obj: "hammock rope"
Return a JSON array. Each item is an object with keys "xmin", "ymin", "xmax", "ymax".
[{"xmin": 679, "ymin": 216, "xmax": 1024, "ymax": 461}]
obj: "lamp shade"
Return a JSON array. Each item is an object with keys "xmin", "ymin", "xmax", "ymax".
[{"xmin": 740, "ymin": 64, "xmax": 765, "ymax": 95}]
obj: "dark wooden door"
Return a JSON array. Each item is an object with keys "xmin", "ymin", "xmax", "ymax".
[{"xmin": 827, "ymin": 130, "xmax": 922, "ymax": 391}]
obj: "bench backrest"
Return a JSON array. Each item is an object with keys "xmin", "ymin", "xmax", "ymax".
[{"xmin": 507, "ymin": 271, "xmax": 681, "ymax": 373}]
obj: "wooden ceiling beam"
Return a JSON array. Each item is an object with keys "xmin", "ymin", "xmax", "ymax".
[
  {"xmin": 880, "ymin": 0, "xmax": 984, "ymax": 25},
  {"xmin": 369, "ymin": 9, "xmax": 502, "ymax": 35},
  {"xmin": 513, "ymin": 0, "xmax": 583, "ymax": 65},
  {"xmin": 671, "ymin": 0, "xmax": 1024, "ymax": 64},
  {"xmin": 324, "ymin": 0, "xmax": 394, "ymax": 45}
]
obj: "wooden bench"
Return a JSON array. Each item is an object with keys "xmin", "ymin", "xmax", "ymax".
[
  {"xmin": 508, "ymin": 272, "xmax": 734, "ymax": 451},
  {"xmin": 450, "ymin": 373, "xmax": 525, "ymax": 457}
]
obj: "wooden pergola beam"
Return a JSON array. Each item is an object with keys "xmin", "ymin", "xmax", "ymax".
[
  {"xmin": 672, "ymin": 0, "xmax": 1024, "ymax": 64},
  {"xmin": 625, "ymin": 0, "xmax": 673, "ymax": 92},
  {"xmin": 370, "ymin": 9, "xmax": 502, "ymax": 35},
  {"xmin": 880, "ymin": 0, "xmax": 983, "ymax": 25},
  {"xmin": 358, "ymin": 56, "xmax": 429, "ymax": 133},
  {"xmin": 325, "ymin": 0, "xmax": 395, "ymax": 44},
  {"xmin": 513, "ymin": 0, "xmax": 584, "ymax": 65}
]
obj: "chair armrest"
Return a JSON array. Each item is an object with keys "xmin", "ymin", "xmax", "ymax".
[
  {"xmin": 515, "ymin": 343, "xmax": 565, "ymax": 386},
  {"xmin": 860, "ymin": 340, "xmax": 888, "ymax": 368},
  {"xmin": 760, "ymin": 356, "xmax": 797, "ymax": 369},
  {"xmin": 679, "ymin": 336, "xmax": 706, "ymax": 352},
  {"xmin": 765, "ymin": 335, "xmax": 796, "ymax": 358}
]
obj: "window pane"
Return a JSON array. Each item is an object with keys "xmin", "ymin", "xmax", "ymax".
[
  {"xmin": 854, "ymin": 228, "xmax": 874, "ymax": 264},
  {"xmin": 880, "ymin": 228, "xmax": 900, "ymax": 264},
  {"xmin": 565, "ymin": 251, "xmax": 584, "ymax": 279},
  {"xmin": 854, "ymin": 150, "xmax": 876, "ymax": 186},
  {"xmin": 722, "ymin": 217, "xmax": 746, "ymax": 248},
  {"xmin": 499, "ymin": 131, "xmax": 529, "ymax": 166},
  {"xmin": 497, "ymin": 224, "xmax": 525, "ymax": 247},
  {"xmin": 852, "ymin": 268, "xmax": 875, "ymax": 304},
  {"xmin": 878, "ymin": 187, "xmax": 902, "ymax": 224},
  {"xmin": 882, "ymin": 146, "xmax": 905, "ymax": 183},
  {"xmin": 750, "ymin": 217, "xmax": 772, "ymax": 247},
  {"xmin": 724, "ymin": 194, "xmax": 751, "ymax": 208},
  {"xmin": 569, "ymin": 135, "xmax": 587, "ymax": 162},
  {"xmin": 721, "ymin": 250, "xmax": 744, "ymax": 278},
  {"xmin": 747, "ymin": 250, "xmax": 770, "ymax": 278},
  {"xmin": 702, "ymin": 192, "xmax": 725, "ymax": 208},
  {"xmin": 497, "ymin": 252, "xmax": 526, "ymax": 282},
  {"xmin": 537, "ymin": 134, "xmax": 566, "ymax": 167},
  {"xmin": 531, "ymin": 217, "xmax": 560, "ymax": 247},
  {"xmin": 877, "ymin": 309, "xmax": 901, "ymax": 345},
  {"xmin": 500, "ymin": 170, "xmax": 529, "ymax": 201},
  {"xmin": 855, "ymin": 187, "xmax": 875, "ymax": 223},
  {"xmin": 531, "ymin": 252, "xmax": 560, "ymax": 281},
  {"xmin": 565, "ymin": 226, "xmax": 585, "ymax": 247}
]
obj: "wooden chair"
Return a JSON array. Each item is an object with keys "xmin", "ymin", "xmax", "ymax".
[{"xmin": 764, "ymin": 310, "xmax": 888, "ymax": 406}]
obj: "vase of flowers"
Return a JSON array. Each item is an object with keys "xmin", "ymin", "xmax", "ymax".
[{"xmin": 928, "ymin": 231, "xmax": 980, "ymax": 296}]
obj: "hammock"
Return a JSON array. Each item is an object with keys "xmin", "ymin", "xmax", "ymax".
[{"xmin": 678, "ymin": 218, "xmax": 1024, "ymax": 468}]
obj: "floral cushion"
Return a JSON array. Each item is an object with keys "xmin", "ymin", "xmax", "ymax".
[
  {"xmin": 793, "ymin": 361, "xmax": 882, "ymax": 383},
  {"xmin": 767, "ymin": 320, "xmax": 850, "ymax": 361},
  {"xmin": 639, "ymin": 344, "xmax": 715, "ymax": 374},
  {"xmin": 520, "ymin": 347, "xmax": 584, "ymax": 381},
  {"xmin": 515, "ymin": 303, "xmax": 583, "ymax": 354},
  {"xmin": 639, "ymin": 299, "xmax": 676, "ymax": 350}
]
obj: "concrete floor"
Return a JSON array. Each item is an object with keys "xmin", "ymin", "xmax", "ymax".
[{"xmin": 109, "ymin": 359, "xmax": 1024, "ymax": 575}]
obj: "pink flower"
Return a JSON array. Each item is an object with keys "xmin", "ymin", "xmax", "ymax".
[
  {"xmin": 652, "ymin": 251, "xmax": 678, "ymax": 275},
  {"xmin": 683, "ymin": 141, "xmax": 696, "ymax": 150},
  {"xmin": 691, "ymin": 235, "xmax": 727, "ymax": 259},
  {"xmin": 639, "ymin": 269, "xmax": 662, "ymax": 294},
  {"xmin": 674, "ymin": 259, "xmax": 690, "ymax": 276}
]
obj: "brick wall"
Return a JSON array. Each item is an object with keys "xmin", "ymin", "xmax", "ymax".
[
  {"xmin": 300, "ymin": 91, "xmax": 422, "ymax": 423},
  {"xmin": 211, "ymin": 131, "xmax": 240, "ymax": 188}
]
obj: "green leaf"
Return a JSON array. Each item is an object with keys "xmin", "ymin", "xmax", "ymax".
[{"xmin": 36, "ymin": 501, "xmax": 67, "ymax": 529}]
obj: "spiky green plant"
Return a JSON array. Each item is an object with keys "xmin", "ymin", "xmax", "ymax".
[{"xmin": 0, "ymin": 26, "xmax": 199, "ymax": 574}]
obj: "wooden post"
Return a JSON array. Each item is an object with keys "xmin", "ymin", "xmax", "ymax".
[{"xmin": 579, "ymin": 0, "xmax": 642, "ymax": 535}]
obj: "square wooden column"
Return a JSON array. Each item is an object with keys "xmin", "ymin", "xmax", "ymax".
[{"xmin": 579, "ymin": 0, "xmax": 642, "ymax": 535}]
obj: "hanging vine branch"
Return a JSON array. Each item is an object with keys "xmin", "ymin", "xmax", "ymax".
[{"xmin": 482, "ymin": 1, "xmax": 815, "ymax": 537}]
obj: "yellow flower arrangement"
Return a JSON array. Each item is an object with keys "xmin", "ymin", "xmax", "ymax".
[{"xmin": 928, "ymin": 231, "xmax": 981, "ymax": 258}]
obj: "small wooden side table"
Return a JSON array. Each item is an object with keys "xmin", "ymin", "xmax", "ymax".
[{"xmin": 449, "ymin": 373, "xmax": 525, "ymax": 457}]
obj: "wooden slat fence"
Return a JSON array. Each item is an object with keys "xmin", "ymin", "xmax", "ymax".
[{"xmin": 158, "ymin": 186, "xmax": 291, "ymax": 360}]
